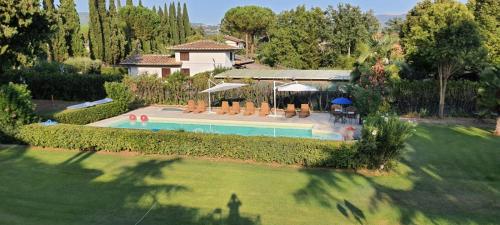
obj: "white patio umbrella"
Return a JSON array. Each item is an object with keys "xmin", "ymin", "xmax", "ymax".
[
  {"xmin": 201, "ymin": 81, "xmax": 248, "ymax": 113},
  {"xmin": 272, "ymin": 81, "xmax": 318, "ymax": 117}
]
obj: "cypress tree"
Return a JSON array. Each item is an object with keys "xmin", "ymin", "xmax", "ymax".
[
  {"xmin": 182, "ymin": 3, "xmax": 191, "ymax": 37},
  {"xmin": 117, "ymin": 0, "xmax": 122, "ymax": 9},
  {"xmin": 177, "ymin": 2, "xmax": 185, "ymax": 43},
  {"xmin": 43, "ymin": 0, "xmax": 56, "ymax": 61},
  {"xmin": 59, "ymin": 0, "xmax": 85, "ymax": 57},
  {"xmin": 152, "ymin": 6, "xmax": 156, "ymax": 12},
  {"xmin": 169, "ymin": 3, "xmax": 179, "ymax": 44},
  {"xmin": 88, "ymin": 0, "xmax": 104, "ymax": 60},
  {"xmin": 158, "ymin": 6, "xmax": 164, "ymax": 18},
  {"xmin": 138, "ymin": 0, "xmax": 143, "ymax": 7},
  {"xmin": 99, "ymin": 0, "xmax": 110, "ymax": 62},
  {"xmin": 126, "ymin": 0, "xmax": 133, "ymax": 6},
  {"xmin": 108, "ymin": 0, "xmax": 126, "ymax": 64}
]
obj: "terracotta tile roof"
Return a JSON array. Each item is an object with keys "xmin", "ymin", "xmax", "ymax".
[
  {"xmin": 120, "ymin": 55, "xmax": 182, "ymax": 66},
  {"xmin": 169, "ymin": 40, "xmax": 240, "ymax": 51},
  {"xmin": 224, "ymin": 35, "xmax": 245, "ymax": 43}
]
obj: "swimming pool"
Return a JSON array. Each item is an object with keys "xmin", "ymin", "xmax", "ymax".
[{"xmin": 109, "ymin": 119, "xmax": 341, "ymax": 140}]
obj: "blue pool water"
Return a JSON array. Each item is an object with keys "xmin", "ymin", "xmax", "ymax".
[{"xmin": 110, "ymin": 120, "xmax": 341, "ymax": 140}]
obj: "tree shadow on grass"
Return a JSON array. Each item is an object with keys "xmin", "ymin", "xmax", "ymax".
[
  {"xmin": 0, "ymin": 146, "xmax": 261, "ymax": 225},
  {"xmin": 293, "ymin": 125, "xmax": 500, "ymax": 224}
]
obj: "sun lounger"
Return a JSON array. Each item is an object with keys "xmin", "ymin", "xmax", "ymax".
[
  {"xmin": 244, "ymin": 102, "xmax": 255, "ymax": 116},
  {"xmin": 184, "ymin": 100, "xmax": 196, "ymax": 113},
  {"xmin": 285, "ymin": 104, "xmax": 296, "ymax": 118},
  {"xmin": 299, "ymin": 104, "xmax": 310, "ymax": 118},
  {"xmin": 217, "ymin": 101, "xmax": 230, "ymax": 114},
  {"xmin": 259, "ymin": 102, "xmax": 270, "ymax": 117},
  {"xmin": 193, "ymin": 100, "xmax": 206, "ymax": 113},
  {"xmin": 229, "ymin": 102, "xmax": 241, "ymax": 115}
]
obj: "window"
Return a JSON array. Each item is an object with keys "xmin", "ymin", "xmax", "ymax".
[
  {"xmin": 161, "ymin": 68, "xmax": 171, "ymax": 78},
  {"xmin": 180, "ymin": 52, "xmax": 189, "ymax": 61},
  {"xmin": 230, "ymin": 52, "xmax": 234, "ymax": 61},
  {"xmin": 181, "ymin": 68, "xmax": 190, "ymax": 76}
]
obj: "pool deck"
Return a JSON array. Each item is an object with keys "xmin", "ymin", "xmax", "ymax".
[{"xmin": 89, "ymin": 105, "xmax": 361, "ymax": 135}]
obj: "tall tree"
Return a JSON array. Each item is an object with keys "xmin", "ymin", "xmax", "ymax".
[
  {"xmin": 89, "ymin": 0, "xmax": 102, "ymax": 59},
  {"xmin": 477, "ymin": 66, "xmax": 500, "ymax": 136},
  {"xmin": 107, "ymin": 0, "xmax": 126, "ymax": 64},
  {"xmin": 182, "ymin": 3, "xmax": 191, "ymax": 37},
  {"xmin": 169, "ymin": 3, "xmax": 179, "ymax": 45},
  {"xmin": 384, "ymin": 17, "xmax": 404, "ymax": 34},
  {"xmin": 59, "ymin": 0, "xmax": 85, "ymax": 57},
  {"xmin": 138, "ymin": 0, "xmax": 143, "ymax": 7},
  {"xmin": 221, "ymin": 6, "xmax": 275, "ymax": 57},
  {"xmin": 260, "ymin": 6, "xmax": 324, "ymax": 69},
  {"xmin": 401, "ymin": 0, "xmax": 486, "ymax": 118},
  {"xmin": 325, "ymin": 4, "xmax": 379, "ymax": 57},
  {"xmin": 117, "ymin": 0, "xmax": 121, "ymax": 9},
  {"xmin": 177, "ymin": 2, "xmax": 185, "ymax": 43},
  {"xmin": 0, "ymin": 0, "xmax": 52, "ymax": 72},
  {"xmin": 468, "ymin": 0, "xmax": 500, "ymax": 64},
  {"xmin": 119, "ymin": 4, "xmax": 160, "ymax": 53},
  {"xmin": 126, "ymin": 0, "xmax": 133, "ymax": 7}
]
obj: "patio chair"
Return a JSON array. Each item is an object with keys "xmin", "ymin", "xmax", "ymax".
[
  {"xmin": 217, "ymin": 101, "xmax": 230, "ymax": 115},
  {"xmin": 183, "ymin": 100, "xmax": 196, "ymax": 113},
  {"xmin": 331, "ymin": 104, "xmax": 343, "ymax": 122},
  {"xmin": 285, "ymin": 104, "xmax": 296, "ymax": 118},
  {"xmin": 259, "ymin": 102, "xmax": 270, "ymax": 117},
  {"xmin": 193, "ymin": 100, "xmax": 206, "ymax": 113},
  {"xmin": 244, "ymin": 102, "xmax": 255, "ymax": 116},
  {"xmin": 299, "ymin": 104, "xmax": 311, "ymax": 118},
  {"xmin": 229, "ymin": 102, "xmax": 241, "ymax": 115},
  {"xmin": 345, "ymin": 106, "xmax": 357, "ymax": 124}
]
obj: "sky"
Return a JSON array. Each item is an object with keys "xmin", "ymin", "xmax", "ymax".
[{"xmin": 70, "ymin": 0, "xmax": 468, "ymax": 25}]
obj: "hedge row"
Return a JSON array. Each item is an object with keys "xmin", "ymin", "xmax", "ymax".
[
  {"xmin": 0, "ymin": 71, "xmax": 123, "ymax": 101},
  {"xmin": 17, "ymin": 124, "xmax": 355, "ymax": 168},
  {"xmin": 53, "ymin": 102, "xmax": 128, "ymax": 125},
  {"xmin": 390, "ymin": 80, "xmax": 481, "ymax": 116}
]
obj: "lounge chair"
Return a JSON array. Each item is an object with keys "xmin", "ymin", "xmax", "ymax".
[
  {"xmin": 345, "ymin": 106, "xmax": 357, "ymax": 124},
  {"xmin": 217, "ymin": 101, "xmax": 230, "ymax": 114},
  {"xmin": 259, "ymin": 102, "xmax": 270, "ymax": 117},
  {"xmin": 244, "ymin": 102, "xmax": 255, "ymax": 116},
  {"xmin": 193, "ymin": 100, "xmax": 206, "ymax": 113},
  {"xmin": 184, "ymin": 100, "xmax": 196, "ymax": 113},
  {"xmin": 229, "ymin": 102, "xmax": 241, "ymax": 115},
  {"xmin": 285, "ymin": 104, "xmax": 296, "ymax": 118},
  {"xmin": 299, "ymin": 104, "xmax": 311, "ymax": 118}
]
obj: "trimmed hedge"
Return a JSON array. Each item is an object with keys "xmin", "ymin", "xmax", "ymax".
[
  {"xmin": 17, "ymin": 124, "xmax": 355, "ymax": 168},
  {"xmin": 53, "ymin": 102, "xmax": 128, "ymax": 125}
]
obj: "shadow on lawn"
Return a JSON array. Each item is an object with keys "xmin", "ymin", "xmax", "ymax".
[
  {"xmin": 0, "ymin": 146, "xmax": 261, "ymax": 225},
  {"xmin": 294, "ymin": 125, "xmax": 500, "ymax": 225}
]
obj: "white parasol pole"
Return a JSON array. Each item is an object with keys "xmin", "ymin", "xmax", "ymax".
[
  {"xmin": 208, "ymin": 79, "xmax": 212, "ymax": 113},
  {"xmin": 273, "ymin": 80, "xmax": 277, "ymax": 117}
]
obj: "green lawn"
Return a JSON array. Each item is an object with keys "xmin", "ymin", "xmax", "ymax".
[{"xmin": 0, "ymin": 125, "xmax": 499, "ymax": 225}]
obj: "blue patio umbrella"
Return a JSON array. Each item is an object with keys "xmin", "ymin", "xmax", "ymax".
[{"xmin": 331, "ymin": 97, "xmax": 352, "ymax": 105}]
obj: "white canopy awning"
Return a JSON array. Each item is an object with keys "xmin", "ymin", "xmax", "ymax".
[
  {"xmin": 201, "ymin": 82, "xmax": 248, "ymax": 93},
  {"xmin": 276, "ymin": 83, "xmax": 318, "ymax": 92}
]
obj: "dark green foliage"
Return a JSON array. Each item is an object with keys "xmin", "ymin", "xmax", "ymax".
[
  {"xmin": 352, "ymin": 86, "xmax": 386, "ymax": 116},
  {"xmin": 62, "ymin": 57, "xmax": 102, "ymax": 74},
  {"xmin": 0, "ymin": 0, "xmax": 52, "ymax": 72},
  {"xmin": 259, "ymin": 6, "xmax": 323, "ymax": 69},
  {"xmin": 1, "ymin": 70, "xmax": 122, "ymax": 101},
  {"xmin": 59, "ymin": 0, "xmax": 85, "ymax": 57},
  {"xmin": 468, "ymin": 0, "xmax": 500, "ymax": 64},
  {"xmin": 107, "ymin": 0, "xmax": 127, "ymax": 64},
  {"xmin": 0, "ymin": 83, "xmax": 36, "ymax": 143},
  {"xmin": 477, "ymin": 66, "xmax": 500, "ymax": 118},
  {"xmin": 104, "ymin": 82, "xmax": 135, "ymax": 104},
  {"xmin": 101, "ymin": 66, "xmax": 127, "ymax": 76},
  {"xmin": 390, "ymin": 80, "xmax": 481, "ymax": 116},
  {"xmin": 355, "ymin": 114, "xmax": 415, "ymax": 169},
  {"xmin": 88, "ymin": 0, "xmax": 104, "ymax": 60},
  {"xmin": 119, "ymin": 5, "xmax": 161, "ymax": 54},
  {"xmin": 126, "ymin": 0, "xmax": 133, "ymax": 6},
  {"xmin": 177, "ymin": 2, "xmax": 185, "ymax": 43},
  {"xmin": 182, "ymin": 3, "xmax": 191, "ymax": 37},
  {"xmin": 169, "ymin": 3, "xmax": 179, "ymax": 45},
  {"xmin": 17, "ymin": 124, "xmax": 354, "ymax": 167},
  {"xmin": 53, "ymin": 101, "xmax": 128, "ymax": 125}
]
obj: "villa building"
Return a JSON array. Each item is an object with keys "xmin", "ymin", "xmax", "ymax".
[
  {"xmin": 223, "ymin": 35, "xmax": 245, "ymax": 49},
  {"xmin": 120, "ymin": 40, "xmax": 241, "ymax": 77}
]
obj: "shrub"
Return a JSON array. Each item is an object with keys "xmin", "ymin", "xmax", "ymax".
[
  {"xmin": 351, "ymin": 85, "xmax": 388, "ymax": 116},
  {"xmin": 17, "ymin": 124, "xmax": 355, "ymax": 168},
  {"xmin": 104, "ymin": 82, "xmax": 135, "ymax": 104},
  {"xmin": 0, "ymin": 83, "xmax": 36, "ymax": 142},
  {"xmin": 53, "ymin": 102, "xmax": 128, "ymax": 125},
  {"xmin": 355, "ymin": 114, "xmax": 415, "ymax": 170},
  {"xmin": 63, "ymin": 57, "xmax": 102, "ymax": 74},
  {"xmin": 101, "ymin": 66, "xmax": 127, "ymax": 76},
  {"xmin": 0, "ymin": 69, "xmax": 123, "ymax": 101}
]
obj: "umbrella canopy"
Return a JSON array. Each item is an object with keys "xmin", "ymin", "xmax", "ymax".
[
  {"xmin": 201, "ymin": 82, "xmax": 248, "ymax": 93},
  {"xmin": 331, "ymin": 97, "xmax": 352, "ymax": 105},
  {"xmin": 276, "ymin": 83, "xmax": 318, "ymax": 92}
]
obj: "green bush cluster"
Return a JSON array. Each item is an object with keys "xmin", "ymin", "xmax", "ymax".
[
  {"xmin": 53, "ymin": 102, "xmax": 128, "ymax": 125},
  {"xmin": 101, "ymin": 66, "xmax": 127, "ymax": 76},
  {"xmin": 63, "ymin": 57, "xmax": 102, "ymax": 74},
  {"xmin": 52, "ymin": 82, "xmax": 134, "ymax": 125},
  {"xmin": 0, "ymin": 83, "xmax": 36, "ymax": 143},
  {"xmin": 17, "ymin": 124, "xmax": 355, "ymax": 168},
  {"xmin": 0, "ymin": 70, "xmax": 123, "ymax": 101},
  {"xmin": 355, "ymin": 114, "xmax": 415, "ymax": 170}
]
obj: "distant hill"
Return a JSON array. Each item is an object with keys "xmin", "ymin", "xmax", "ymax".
[
  {"xmin": 79, "ymin": 12, "xmax": 89, "ymax": 25},
  {"xmin": 376, "ymin": 14, "xmax": 405, "ymax": 27}
]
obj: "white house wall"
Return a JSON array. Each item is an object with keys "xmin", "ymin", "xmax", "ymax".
[
  {"xmin": 175, "ymin": 51, "xmax": 234, "ymax": 76},
  {"xmin": 128, "ymin": 66, "xmax": 180, "ymax": 78}
]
